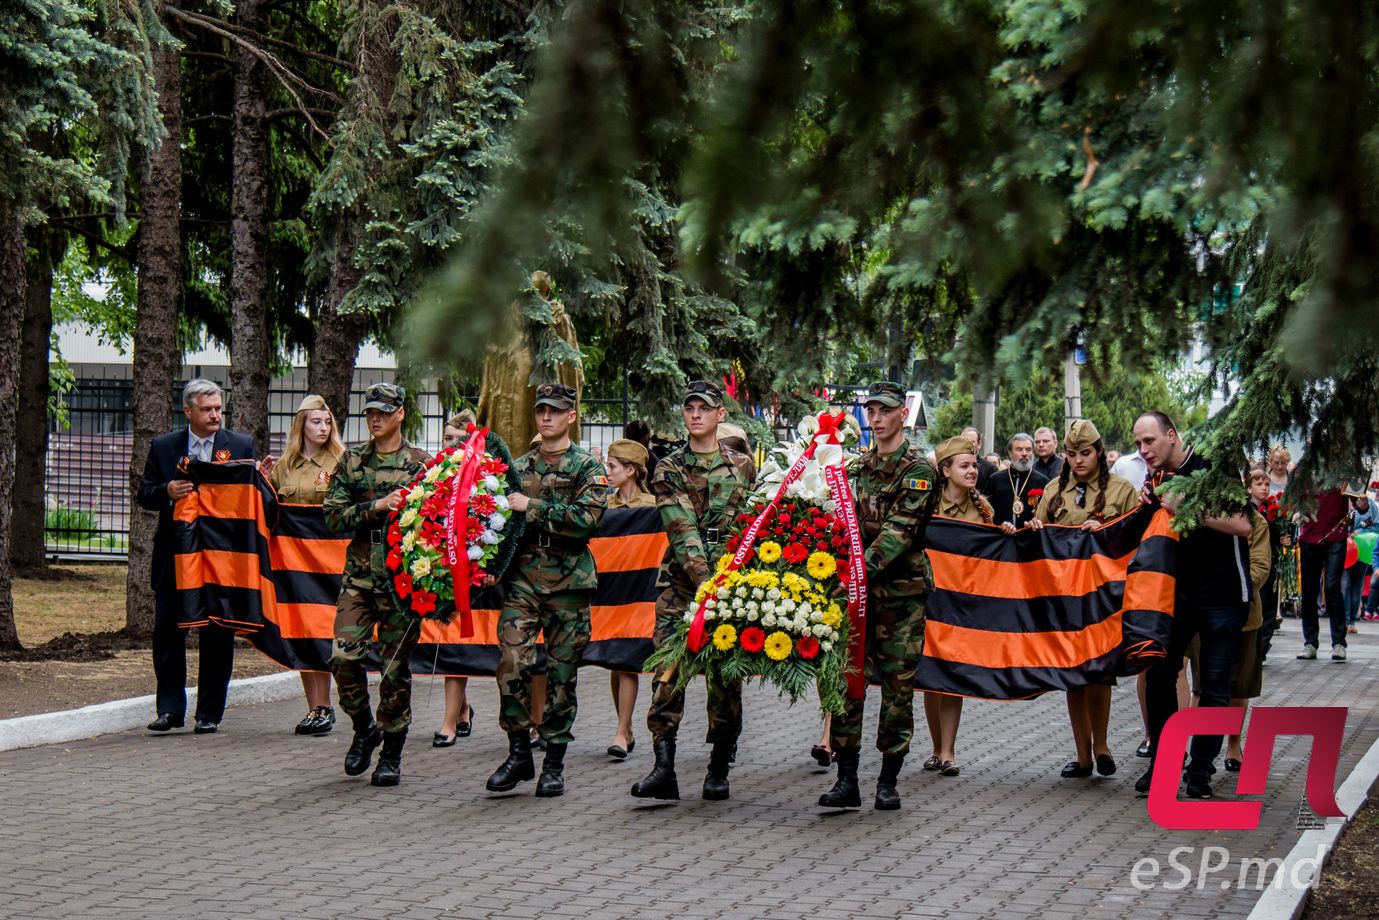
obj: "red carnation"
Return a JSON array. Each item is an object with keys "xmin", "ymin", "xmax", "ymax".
[
  {"xmin": 739, "ymin": 626, "xmax": 766, "ymax": 653},
  {"xmin": 411, "ymin": 590, "xmax": 437, "ymax": 616},
  {"xmin": 783, "ymin": 543, "xmax": 808, "ymax": 564},
  {"xmin": 779, "ymin": 514, "xmax": 791, "ymax": 526},
  {"xmin": 393, "ymin": 573, "xmax": 413, "ymax": 598},
  {"xmin": 1027, "ymin": 488, "xmax": 1044, "ymax": 501},
  {"xmin": 796, "ymin": 635, "xmax": 820, "ymax": 660}
]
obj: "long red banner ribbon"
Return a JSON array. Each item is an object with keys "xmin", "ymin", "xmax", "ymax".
[
  {"xmin": 824, "ymin": 463, "xmax": 868, "ymax": 699},
  {"xmin": 444, "ymin": 426, "xmax": 488, "ymax": 638}
]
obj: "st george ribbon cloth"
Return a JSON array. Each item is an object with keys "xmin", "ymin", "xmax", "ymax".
[
  {"xmin": 918, "ymin": 504, "xmax": 1179, "ymax": 700},
  {"xmin": 170, "ymin": 460, "xmax": 666, "ymax": 674}
]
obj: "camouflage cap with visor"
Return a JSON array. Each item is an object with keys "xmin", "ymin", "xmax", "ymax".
[
  {"xmin": 683, "ymin": 379, "xmax": 724, "ymax": 408},
  {"xmin": 534, "ymin": 382, "xmax": 577, "ymax": 410},
  {"xmin": 362, "ymin": 382, "xmax": 405, "ymax": 413},
  {"xmin": 864, "ymin": 380, "xmax": 906, "ymax": 409}
]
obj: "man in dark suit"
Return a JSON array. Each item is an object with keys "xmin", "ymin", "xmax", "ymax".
[{"xmin": 137, "ymin": 378, "xmax": 258, "ymax": 733}]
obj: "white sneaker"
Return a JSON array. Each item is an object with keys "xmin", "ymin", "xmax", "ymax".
[
  {"xmin": 1298, "ymin": 645, "xmax": 1317, "ymax": 659},
  {"xmin": 1332, "ymin": 646, "xmax": 1347, "ymax": 661}
]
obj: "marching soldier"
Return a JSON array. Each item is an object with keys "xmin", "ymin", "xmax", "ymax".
[
  {"xmin": 485, "ymin": 383, "xmax": 608, "ymax": 797},
  {"xmin": 819, "ymin": 381, "xmax": 939, "ymax": 810},
  {"xmin": 324, "ymin": 383, "xmax": 431, "ymax": 787},
  {"xmin": 631, "ymin": 380, "xmax": 756, "ymax": 802}
]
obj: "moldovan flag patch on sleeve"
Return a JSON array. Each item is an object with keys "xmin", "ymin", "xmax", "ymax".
[{"xmin": 917, "ymin": 504, "xmax": 1178, "ymax": 700}]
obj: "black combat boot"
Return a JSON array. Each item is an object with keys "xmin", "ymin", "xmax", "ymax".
[
  {"xmin": 343, "ymin": 719, "xmax": 383, "ymax": 776},
  {"xmin": 874, "ymin": 752, "xmax": 904, "ymax": 810},
  {"xmin": 486, "ymin": 730, "xmax": 536, "ymax": 792},
  {"xmin": 702, "ymin": 740, "xmax": 733, "ymax": 800},
  {"xmin": 818, "ymin": 748, "xmax": 862, "ymax": 808},
  {"xmin": 535, "ymin": 742, "xmax": 568, "ymax": 797},
  {"xmin": 371, "ymin": 730, "xmax": 406, "ymax": 787},
  {"xmin": 630, "ymin": 740, "xmax": 679, "ymax": 800}
]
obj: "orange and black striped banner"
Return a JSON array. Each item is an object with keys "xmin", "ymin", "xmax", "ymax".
[
  {"xmin": 918, "ymin": 504, "xmax": 1178, "ymax": 700},
  {"xmin": 172, "ymin": 461, "xmax": 666, "ymax": 674}
]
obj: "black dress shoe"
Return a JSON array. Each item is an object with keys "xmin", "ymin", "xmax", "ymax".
[
  {"xmin": 1135, "ymin": 740, "xmax": 1152, "ymax": 758},
  {"xmin": 433, "ymin": 731, "xmax": 457, "ymax": 748},
  {"xmin": 1224, "ymin": 757, "xmax": 1242, "ymax": 773},
  {"xmin": 1134, "ymin": 769, "xmax": 1153, "ymax": 794},
  {"xmin": 1061, "ymin": 760, "xmax": 1093, "ymax": 778},
  {"xmin": 193, "ymin": 720, "xmax": 218, "ymax": 734},
  {"xmin": 455, "ymin": 705, "xmax": 474, "ymax": 738},
  {"xmin": 147, "ymin": 714, "xmax": 184, "ymax": 732},
  {"xmin": 1095, "ymin": 753, "xmax": 1117, "ymax": 776},
  {"xmin": 1185, "ymin": 777, "xmax": 1213, "ymax": 799}
]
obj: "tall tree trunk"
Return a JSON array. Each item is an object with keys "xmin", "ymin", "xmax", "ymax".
[
  {"xmin": 127, "ymin": 23, "xmax": 184, "ymax": 637},
  {"xmin": 228, "ymin": 0, "xmax": 271, "ymax": 454},
  {"xmin": 0, "ymin": 210, "xmax": 27, "ymax": 650},
  {"xmin": 308, "ymin": 242, "xmax": 366, "ymax": 425},
  {"xmin": 12, "ymin": 231, "xmax": 58, "ymax": 573}
]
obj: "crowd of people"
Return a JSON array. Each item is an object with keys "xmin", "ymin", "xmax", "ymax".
[{"xmin": 137, "ymin": 377, "xmax": 1376, "ymax": 808}]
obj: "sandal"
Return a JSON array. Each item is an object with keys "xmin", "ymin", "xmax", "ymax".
[
  {"xmin": 810, "ymin": 745, "xmax": 833, "ymax": 767},
  {"xmin": 940, "ymin": 761, "xmax": 960, "ymax": 777},
  {"xmin": 922, "ymin": 755, "xmax": 942, "ymax": 771}
]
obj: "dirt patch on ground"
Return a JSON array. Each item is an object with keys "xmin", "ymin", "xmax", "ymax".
[
  {"xmin": 1, "ymin": 564, "xmax": 285, "ymax": 718},
  {"xmin": 1304, "ymin": 791, "xmax": 1379, "ymax": 918}
]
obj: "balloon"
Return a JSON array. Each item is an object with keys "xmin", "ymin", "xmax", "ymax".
[
  {"xmin": 1355, "ymin": 531, "xmax": 1378, "ymax": 566},
  {"xmin": 1345, "ymin": 536, "xmax": 1358, "ymax": 569}
]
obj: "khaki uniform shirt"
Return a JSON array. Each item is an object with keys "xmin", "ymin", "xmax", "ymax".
[
  {"xmin": 270, "ymin": 453, "xmax": 340, "ymax": 505},
  {"xmin": 608, "ymin": 489, "xmax": 656, "ymax": 509},
  {"xmin": 938, "ymin": 490, "xmax": 994, "ymax": 523},
  {"xmin": 1033, "ymin": 474, "xmax": 1139, "ymax": 526}
]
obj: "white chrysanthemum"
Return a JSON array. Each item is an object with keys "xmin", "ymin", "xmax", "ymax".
[
  {"xmin": 483, "ymin": 475, "xmax": 500, "ymax": 492},
  {"xmin": 399, "ymin": 508, "xmax": 418, "ymax": 528},
  {"xmin": 494, "ymin": 493, "xmax": 510, "ymax": 510},
  {"xmin": 465, "ymin": 544, "xmax": 482, "ymax": 561},
  {"xmin": 481, "ymin": 530, "xmax": 501, "ymax": 545},
  {"xmin": 488, "ymin": 513, "xmax": 506, "ymax": 531},
  {"xmin": 410, "ymin": 556, "xmax": 432, "ymax": 578}
]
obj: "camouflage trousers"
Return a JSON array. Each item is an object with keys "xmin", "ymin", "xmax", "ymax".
[
  {"xmin": 646, "ymin": 587, "xmax": 743, "ymax": 745},
  {"xmin": 330, "ymin": 587, "xmax": 420, "ymax": 734},
  {"xmin": 830, "ymin": 597, "xmax": 925, "ymax": 755},
  {"xmin": 496, "ymin": 577, "xmax": 592, "ymax": 744}
]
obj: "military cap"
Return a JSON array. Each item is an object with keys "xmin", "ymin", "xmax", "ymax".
[
  {"xmin": 684, "ymin": 379, "xmax": 724, "ymax": 408},
  {"xmin": 534, "ymin": 382, "xmax": 577, "ymax": 410},
  {"xmin": 297, "ymin": 394, "xmax": 329, "ymax": 414},
  {"xmin": 363, "ymin": 382, "xmax": 404, "ymax": 413},
  {"xmin": 934, "ymin": 435, "xmax": 978, "ymax": 468},
  {"xmin": 1065, "ymin": 419, "xmax": 1101, "ymax": 452},
  {"xmin": 864, "ymin": 381, "xmax": 906, "ymax": 409},
  {"xmin": 607, "ymin": 438, "xmax": 650, "ymax": 468}
]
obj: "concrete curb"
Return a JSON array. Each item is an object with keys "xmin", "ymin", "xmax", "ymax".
[
  {"xmin": 0, "ymin": 671, "xmax": 303, "ymax": 752},
  {"xmin": 1247, "ymin": 729, "xmax": 1379, "ymax": 920}
]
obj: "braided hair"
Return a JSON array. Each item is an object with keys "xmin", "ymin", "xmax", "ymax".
[
  {"xmin": 1046, "ymin": 439, "xmax": 1110, "ymax": 519},
  {"xmin": 938, "ymin": 458, "xmax": 994, "ymax": 522}
]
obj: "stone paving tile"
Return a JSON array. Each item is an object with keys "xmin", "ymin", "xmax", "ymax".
[{"xmin": 1, "ymin": 621, "xmax": 1377, "ymax": 919}]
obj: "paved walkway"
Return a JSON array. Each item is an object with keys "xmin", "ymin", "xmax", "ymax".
[{"xmin": 4, "ymin": 622, "xmax": 1379, "ymax": 920}]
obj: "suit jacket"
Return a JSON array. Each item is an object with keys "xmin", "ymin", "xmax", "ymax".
[{"xmin": 137, "ymin": 427, "xmax": 256, "ymax": 591}]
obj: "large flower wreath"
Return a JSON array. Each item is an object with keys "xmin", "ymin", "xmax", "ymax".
[
  {"xmin": 384, "ymin": 426, "xmax": 524, "ymax": 634},
  {"xmin": 645, "ymin": 411, "xmax": 866, "ymax": 713}
]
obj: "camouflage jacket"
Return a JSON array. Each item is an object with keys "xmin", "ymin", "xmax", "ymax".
[
  {"xmin": 509, "ymin": 444, "xmax": 608, "ymax": 594},
  {"xmin": 652, "ymin": 445, "xmax": 756, "ymax": 598},
  {"xmin": 324, "ymin": 440, "xmax": 431, "ymax": 593},
  {"xmin": 851, "ymin": 443, "xmax": 938, "ymax": 600}
]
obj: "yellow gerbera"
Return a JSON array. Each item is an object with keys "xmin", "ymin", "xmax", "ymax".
[
  {"xmin": 764, "ymin": 630, "xmax": 792, "ymax": 660},
  {"xmin": 806, "ymin": 552, "xmax": 838, "ymax": 580},
  {"xmin": 757, "ymin": 541, "xmax": 783, "ymax": 564},
  {"xmin": 713, "ymin": 623, "xmax": 738, "ymax": 651}
]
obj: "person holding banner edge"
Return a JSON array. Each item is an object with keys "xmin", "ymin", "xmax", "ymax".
[
  {"xmin": 631, "ymin": 380, "xmax": 756, "ymax": 802},
  {"xmin": 818, "ymin": 381, "xmax": 939, "ymax": 811},
  {"xmin": 1028, "ymin": 419, "xmax": 1140, "ymax": 780},
  {"xmin": 323, "ymin": 383, "xmax": 431, "ymax": 786}
]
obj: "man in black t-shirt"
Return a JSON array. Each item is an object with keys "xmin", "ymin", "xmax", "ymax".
[
  {"xmin": 987, "ymin": 432, "xmax": 1049, "ymax": 528},
  {"xmin": 1131, "ymin": 411, "xmax": 1252, "ymax": 800}
]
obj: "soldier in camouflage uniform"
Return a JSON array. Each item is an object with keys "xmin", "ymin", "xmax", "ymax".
[
  {"xmin": 485, "ymin": 383, "xmax": 608, "ymax": 798},
  {"xmin": 820, "ymin": 381, "xmax": 939, "ymax": 811},
  {"xmin": 631, "ymin": 380, "xmax": 756, "ymax": 802},
  {"xmin": 324, "ymin": 383, "xmax": 431, "ymax": 787}
]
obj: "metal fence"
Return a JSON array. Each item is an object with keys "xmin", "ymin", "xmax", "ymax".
[
  {"xmin": 42, "ymin": 379, "xmax": 644, "ymax": 559},
  {"xmin": 43, "ymin": 378, "xmax": 880, "ymax": 560}
]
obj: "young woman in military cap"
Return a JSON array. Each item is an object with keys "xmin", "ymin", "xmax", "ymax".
[
  {"xmin": 922, "ymin": 435, "xmax": 995, "ymax": 777},
  {"xmin": 1030, "ymin": 418, "xmax": 1139, "ymax": 779},
  {"xmin": 604, "ymin": 438, "xmax": 656, "ymax": 759}
]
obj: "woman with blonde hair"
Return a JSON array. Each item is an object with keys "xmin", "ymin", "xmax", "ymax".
[
  {"xmin": 1266, "ymin": 445, "xmax": 1291, "ymax": 497},
  {"xmin": 604, "ymin": 438, "xmax": 655, "ymax": 758},
  {"xmin": 1029, "ymin": 419, "xmax": 1139, "ymax": 779},
  {"xmin": 923, "ymin": 435, "xmax": 996, "ymax": 776},
  {"xmin": 271, "ymin": 395, "xmax": 347, "ymax": 735}
]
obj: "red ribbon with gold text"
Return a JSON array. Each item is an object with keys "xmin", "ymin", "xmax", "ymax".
[
  {"xmin": 824, "ymin": 463, "xmax": 868, "ymax": 699},
  {"xmin": 686, "ymin": 412, "xmax": 860, "ymax": 658},
  {"xmin": 444, "ymin": 425, "xmax": 488, "ymax": 638}
]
